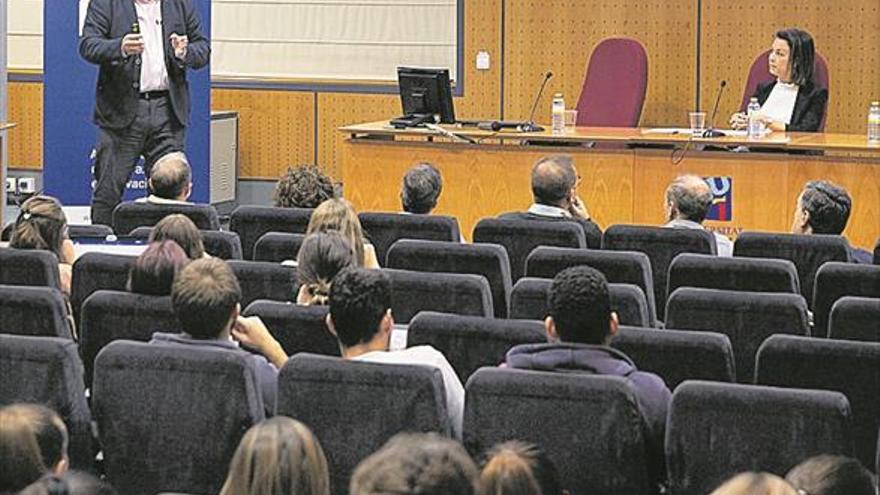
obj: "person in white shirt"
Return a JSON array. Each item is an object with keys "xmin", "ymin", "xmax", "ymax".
[
  {"xmin": 325, "ymin": 268, "xmax": 464, "ymax": 439},
  {"xmin": 135, "ymin": 152, "xmax": 193, "ymax": 205},
  {"xmin": 663, "ymin": 175, "xmax": 733, "ymax": 257}
]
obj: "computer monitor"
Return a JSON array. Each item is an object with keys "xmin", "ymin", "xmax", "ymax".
[{"xmin": 393, "ymin": 67, "xmax": 456, "ymax": 128}]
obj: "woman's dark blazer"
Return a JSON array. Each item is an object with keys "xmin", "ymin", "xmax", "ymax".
[{"xmin": 753, "ymin": 80, "xmax": 828, "ymax": 132}]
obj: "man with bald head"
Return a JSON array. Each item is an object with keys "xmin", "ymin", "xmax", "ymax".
[
  {"xmin": 663, "ymin": 174, "xmax": 733, "ymax": 256},
  {"xmin": 499, "ymin": 155, "xmax": 602, "ymax": 248},
  {"xmin": 137, "ymin": 152, "xmax": 193, "ymax": 204}
]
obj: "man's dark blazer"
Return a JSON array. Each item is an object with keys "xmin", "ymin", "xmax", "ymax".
[
  {"xmin": 79, "ymin": 0, "xmax": 210, "ymax": 130},
  {"xmin": 754, "ymin": 80, "xmax": 828, "ymax": 132}
]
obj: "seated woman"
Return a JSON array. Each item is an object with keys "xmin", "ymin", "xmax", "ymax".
[
  {"xmin": 0, "ymin": 403, "xmax": 69, "ymax": 493},
  {"xmin": 127, "ymin": 240, "xmax": 191, "ymax": 296},
  {"xmin": 220, "ymin": 416, "xmax": 329, "ymax": 495},
  {"xmin": 273, "ymin": 164, "xmax": 339, "ymax": 209},
  {"xmin": 149, "ymin": 214, "xmax": 207, "ymax": 259},
  {"xmin": 729, "ymin": 28, "xmax": 827, "ymax": 132},
  {"xmin": 295, "ymin": 232, "xmax": 356, "ymax": 305},
  {"xmin": 8, "ymin": 195, "xmax": 76, "ymax": 295},
  {"xmin": 479, "ymin": 441, "xmax": 564, "ymax": 495},
  {"xmin": 306, "ymin": 198, "xmax": 380, "ymax": 269}
]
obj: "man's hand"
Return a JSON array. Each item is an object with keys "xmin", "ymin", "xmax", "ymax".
[
  {"xmin": 569, "ymin": 195, "xmax": 591, "ymax": 220},
  {"xmin": 121, "ymin": 33, "xmax": 145, "ymax": 56},
  {"xmin": 170, "ymin": 33, "xmax": 188, "ymax": 60},
  {"xmin": 232, "ymin": 316, "xmax": 288, "ymax": 368}
]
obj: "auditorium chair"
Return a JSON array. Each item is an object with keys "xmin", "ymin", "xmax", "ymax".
[
  {"xmin": 70, "ymin": 252, "xmax": 136, "ymax": 324},
  {"xmin": 358, "ymin": 212, "xmax": 461, "ymax": 265},
  {"xmin": 829, "ymin": 296, "xmax": 880, "ymax": 343},
  {"xmin": 526, "ymin": 246, "xmax": 657, "ymax": 321},
  {"xmin": 242, "ymin": 300, "xmax": 340, "ymax": 357},
  {"xmin": 0, "ymin": 247, "xmax": 62, "ymax": 289},
  {"xmin": 666, "ymin": 381, "xmax": 852, "ymax": 495},
  {"xmin": 667, "ymin": 253, "xmax": 800, "ymax": 296},
  {"xmin": 756, "ymin": 334, "xmax": 880, "ymax": 472},
  {"xmin": 0, "ymin": 335, "xmax": 93, "ymax": 470},
  {"xmin": 665, "ymin": 287, "xmax": 810, "ymax": 383},
  {"xmin": 386, "ymin": 239, "xmax": 512, "ymax": 318},
  {"xmin": 602, "ymin": 225, "xmax": 716, "ymax": 321},
  {"xmin": 407, "ymin": 312, "xmax": 545, "ymax": 382},
  {"xmin": 111, "ymin": 201, "xmax": 221, "ymax": 235},
  {"xmin": 740, "ymin": 49, "xmax": 830, "ymax": 131},
  {"xmin": 472, "ymin": 218, "xmax": 589, "ymax": 282},
  {"xmin": 227, "ymin": 260, "xmax": 298, "ymax": 307},
  {"xmin": 229, "ymin": 205, "xmax": 313, "ymax": 260},
  {"xmin": 464, "ymin": 368, "xmax": 655, "ymax": 495},
  {"xmin": 510, "ymin": 278, "xmax": 654, "ymax": 328},
  {"xmin": 129, "ymin": 226, "xmax": 243, "ymax": 259},
  {"xmin": 575, "ymin": 37, "xmax": 648, "ymax": 127},
  {"xmin": 382, "ymin": 268, "xmax": 493, "ymax": 323},
  {"xmin": 610, "ymin": 326, "xmax": 736, "ymax": 389},
  {"xmin": 93, "ymin": 340, "xmax": 265, "ymax": 495},
  {"xmin": 733, "ymin": 232, "xmax": 850, "ymax": 309},
  {"xmin": 0, "ymin": 285, "xmax": 73, "ymax": 339},
  {"xmin": 252, "ymin": 232, "xmax": 307, "ymax": 263},
  {"xmin": 67, "ymin": 223, "xmax": 114, "ymax": 238},
  {"xmin": 812, "ymin": 262, "xmax": 880, "ymax": 338},
  {"xmin": 277, "ymin": 353, "xmax": 449, "ymax": 495},
  {"xmin": 79, "ymin": 290, "xmax": 181, "ymax": 387}
]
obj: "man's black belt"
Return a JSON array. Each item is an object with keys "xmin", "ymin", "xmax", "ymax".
[{"xmin": 139, "ymin": 90, "xmax": 169, "ymax": 100}]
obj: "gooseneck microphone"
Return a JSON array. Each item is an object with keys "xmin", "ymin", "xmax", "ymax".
[
  {"xmin": 520, "ymin": 71, "xmax": 554, "ymax": 133},
  {"xmin": 702, "ymin": 80, "xmax": 727, "ymax": 137}
]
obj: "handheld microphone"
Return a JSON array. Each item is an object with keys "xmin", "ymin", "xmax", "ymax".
[
  {"xmin": 702, "ymin": 80, "xmax": 727, "ymax": 137},
  {"xmin": 520, "ymin": 71, "xmax": 554, "ymax": 133}
]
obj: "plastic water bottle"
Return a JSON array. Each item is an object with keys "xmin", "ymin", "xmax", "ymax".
[
  {"xmin": 868, "ymin": 101, "xmax": 880, "ymax": 144},
  {"xmin": 551, "ymin": 93, "xmax": 565, "ymax": 134},
  {"xmin": 747, "ymin": 97, "xmax": 762, "ymax": 139}
]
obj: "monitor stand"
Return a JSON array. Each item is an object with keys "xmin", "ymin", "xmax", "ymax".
[{"xmin": 390, "ymin": 113, "xmax": 436, "ymax": 128}]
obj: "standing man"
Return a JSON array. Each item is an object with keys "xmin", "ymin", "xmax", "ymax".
[{"xmin": 79, "ymin": 0, "xmax": 210, "ymax": 226}]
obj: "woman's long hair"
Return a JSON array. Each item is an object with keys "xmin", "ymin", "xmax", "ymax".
[
  {"xmin": 220, "ymin": 417, "xmax": 330, "ymax": 495},
  {"xmin": 296, "ymin": 232, "xmax": 356, "ymax": 305},
  {"xmin": 306, "ymin": 198, "xmax": 367, "ymax": 267},
  {"xmin": 9, "ymin": 195, "xmax": 68, "ymax": 260}
]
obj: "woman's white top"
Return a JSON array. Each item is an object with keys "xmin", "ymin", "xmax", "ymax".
[{"xmin": 760, "ymin": 80, "xmax": 800, "ymax": 125}]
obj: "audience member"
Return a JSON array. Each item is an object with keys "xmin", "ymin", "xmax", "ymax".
[
  {"xmin": 8, "ymin": 195, "xmax": 76, "ymax": 295},
  {"xmin": 307, "ymin": 198, "xmax": 379, "ymax": 268},
  {"xmin": 0, "ymin": 404, "xmax": 69, "ymax": 493},
  {"xmin": 273, "ymin": 165, "xmax": 338, "ymax": 209},
  {"xmin": 137, "ymin": 152, "xmax": 192, "ymax": 204},
  {"xmin": 663, "ymin": 174, "xmax": 733, "ymax": 256},
  {"xmin": 127, "ymin": 240, "xmax": 190, "ymax": 296},
  {"xmin": 401, "ymin": 162, "xmax": 443, "ymax": 214},
  {"xmin": 296, "ymin": 232, "xmax": 356, "ymax": 305},
  {"xmin": 150, "ymin": 257, "xmax": 288, "ymax": 411},
  {"xmin": 18, "ymin": 471, "xmax": 117, "ymax": 495},
  {"xmin": 479, "ymin": 441, "xmax": 565, "ymax": 495},
  {"xmin": 149, "ymin": 214, "xmax": 207, "ymax": 259},
  {"xmin": 503, "ymin": 266, "xmax": 671, "ymax": 480},
  {"xmin": 327, "ymin": 268, "xmax": 464, "ymax": 438},
  {"xmin": 786, "ymin": 455, "xmax": 877, "ymax": 495},
  {"xmin": 220, "ymin": 417, "xmax": 330, "ymax": 495},
  {"xmin": 710, "ymin": 472, "xmax": 798, "ymax": 495},
  {"xmin": 499, "ymin": 155, "xmax": 602, "ymax": 248},
  {"xmin": 791, "ymin": 180, "xmax": 872, "ymax": 263},
  {"xmin": 350, "ymin": 432, "xmax": 479, "ymax": 495}
]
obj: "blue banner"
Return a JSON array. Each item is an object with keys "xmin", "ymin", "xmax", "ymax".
[{"xmin": 44, "ymin": 0, "xmax": 211, "ymax": 210}]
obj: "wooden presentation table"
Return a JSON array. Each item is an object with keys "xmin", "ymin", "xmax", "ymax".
[
  {"xmin": 340, "ymin": 121, "xmax": 880, "ymax": 249},
  {"xmin": 0, "ymin": 123, "xmax": 17, "ymax": 224}
]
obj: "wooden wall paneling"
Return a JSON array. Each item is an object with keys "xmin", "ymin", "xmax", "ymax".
[
  {"xmin": 787, "ymin": 157, "xmax": 880, "ymax": 251},
  {"xmin": 701, "ymin": 0, "xmax": 880, "ymax": 134},
  {"xmin": 211, "ymin": 88, "xmax": 315, "ymax": 180},
  {"xmin": 7, "ymin": 82, "xmax": 42, "ymax": 169},
  {"xmin": 342, "ymin": 141, "xmax": 634, "ymax": 240},
  {"xmin": 503, "ymin": 0, "xmax": 696, "ymax": 128},
  {"xmin": 632, "ymin": 150, "xmax": 792, "ymax": 239}
]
